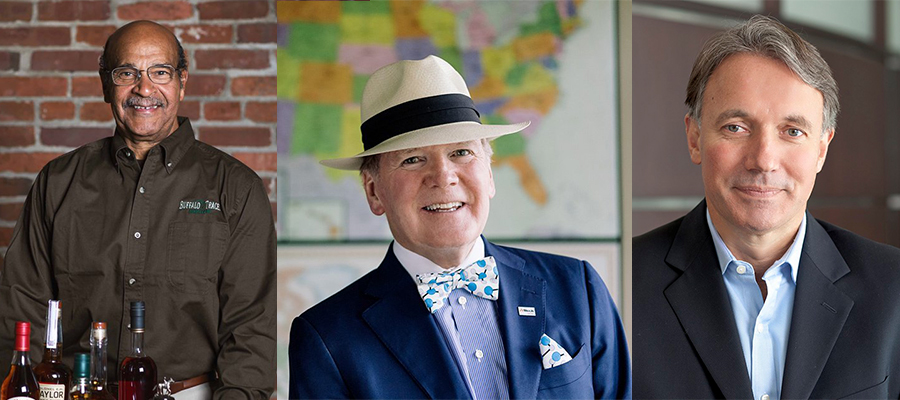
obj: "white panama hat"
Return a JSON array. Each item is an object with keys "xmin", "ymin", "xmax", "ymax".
[{"xmin": 320, "ymin": 55, "xmax": 530, "ymax": 170}]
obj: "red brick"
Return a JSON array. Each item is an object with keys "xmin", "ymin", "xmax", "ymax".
[
  {"xmin": 198, "ymin": 1, "xmax": 268, "ymax": 20},
  {"xmin": 0, "ymin": 102, "xmax": 34, "ymax": 122},
  {"xmin": 232, "ymin": 152, "xmax": 275, "ymax": 172},
  {"xmin": 237, "ymin": 23, "xmax": 275, "ymax": 43},
  {"xmin": 41, "ymin": 128, "xmax": 109, "ymax": 148},
  {"xmin": 79, "ymin": 102, "xmax": 112, "ymax": 122},
  {"xmin": 0, "ymin": 52, "xmax": 19, "ymax": 71},
  {"xmin": 0, "ymin": 152, "xmax": 61, "ymax": 173},
  {"xmin": 169, "ymin": 24, "xmax": 232, "ymax": 44},
  {"xmin": 118, "ymin": 1, "xmax": 192, "ymax": 21},
  {"xmin": 204, "ymin": 102, "xmax": 241, "ymax": 121},
  {"xmin": 73, "ymin": 77, "xmax": 104, "ymax": 97},
  {"xmin": 245, "ymin": 102, "xmax": 275, "ymax": 123},
  {"xmin": 0, "ymin": 77, "xmax": 67, "ymax": 97},
  {"xmin": 38, "ymin": 1, "xmax": 110, "ymax": 21},
  {"xmin": 40, "ymin": 102, "xmax": 76, "ymax": 120},
  {"xmin": 185, "ymin": 74, "xmax": 226, "ymax": 96},
  {"xmin": 0, "ymin": 202, "xmax": 23, "ymax": 222},
  {"xmin": 0, "ymin": 2, "xmax": 31, "ymax": 22},
  {"xmin": 0, "ymin": 227, "xmax": 12, "ymax": 248},
  {"xmin": 76, "ymin": 25, "xmax": 116, "ymax": 47},
  {"xmin": 0, "ymin": 126, "xmax": 35, "ymax": 147},
  {"xmin": 32, "ymin": 50, "xmax": 102, "ymax": 72},
  {"xmin": 0, "ymin": 177, "xmax": 34, "ymax": 197},
  {"xmin": 194, "ymin": 50, "xmax": 269, "ymax": 70},
  {"xmin": 232, "ymin": 76, "xmax": 275, "ymax": 96},
  {"xmin": 198, "ymin": 127, "xmax": 271, "ymax": 147},
  {"xmin": 0, "ymin": 27, "xmax": 70, "ymax": 47},
  {"xmin": 178, "ymin": 100, "xmax": 200, "ymax": 121}
]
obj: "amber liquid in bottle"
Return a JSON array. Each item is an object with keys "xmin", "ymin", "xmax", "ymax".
[
  {"xmin": 118, "ymin": 302, "xmax": 156, "ymax": 400},
  {"xmin": 33, "ymin": 301, "xmax": 72, "ymax": 400},
  {"xmin": 1, "ymin": 322, "xmax": 40, "ymax": 400}
]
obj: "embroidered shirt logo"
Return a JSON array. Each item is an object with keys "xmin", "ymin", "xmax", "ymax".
[{"xmin": 179, "ymin": 199, "xmax": 221, "ymax": 214}]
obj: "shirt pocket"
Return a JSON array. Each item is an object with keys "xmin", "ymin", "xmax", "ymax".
[
  {"xmin": 166, "ymin": 221, "xmax": 228, "ymax": 295},
  {"xmin": 538, "ymin": 343, "xmax": 590, "ymax": 391}
]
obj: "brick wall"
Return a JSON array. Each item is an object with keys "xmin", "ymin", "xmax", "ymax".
[{"xmin": 0, "ymin": 0, "xmax": 277, "ymax": 267}]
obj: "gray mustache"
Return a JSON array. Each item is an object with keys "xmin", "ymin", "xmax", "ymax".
[{"xmin": 126, "ymin": 97, "xmax": 164, "ymax": 107}]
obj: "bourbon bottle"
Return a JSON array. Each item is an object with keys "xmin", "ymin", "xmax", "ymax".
[
  {"xmin": 118, "ymin": 302, "xmax": 157, "ymax": 400},
  {"xmin": 33, "ymin": 301, "xmax": 71, "ymax": 400},
  {"xmin": 1, "ymin": 322, "xmax": 40, "ymax": 400}
]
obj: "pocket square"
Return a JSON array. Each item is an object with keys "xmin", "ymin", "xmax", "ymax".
[{"xmin": 540, "ymin": 334, "xmax": 573, "ymax": 369}]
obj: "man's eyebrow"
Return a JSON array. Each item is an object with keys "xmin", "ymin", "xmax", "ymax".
[
  {"xmin": 713, "ymin": 109, "xmax": 750, "ymax": 126},
  {"xmin": 114, "ymin": 63, "xmax": 136, "ymax": 69},
  {"xmin": 784, "ymin": 114, "xmax": 812, "ymax": 129}
]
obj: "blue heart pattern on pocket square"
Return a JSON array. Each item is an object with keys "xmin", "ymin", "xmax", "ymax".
[{"xmin": 540, "ymin": 334, "xmax": 573, "ymax": 369}]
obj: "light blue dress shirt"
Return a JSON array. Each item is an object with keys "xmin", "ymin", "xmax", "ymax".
[
  {"xmin": 707, "ymin": 211, "xmax": 805, "ymax": 400},
  {"xmin": 394, "ymin": 238, "xmax": 510, "ymax": 400}
]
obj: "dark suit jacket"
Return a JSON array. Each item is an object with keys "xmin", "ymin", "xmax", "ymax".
[
  {"xmin": 289, "ymin": 240, "xmax": 631, "ymax": 399},
  {"xmin": 634, "ymin": 201, "xmax": 900, "ymax": 399}
]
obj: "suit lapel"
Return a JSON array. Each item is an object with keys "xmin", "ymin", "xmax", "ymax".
[
  {"xmin": 781, "ymin": 215, "xmax": 853, "ymax": 399},
  {"xmin": 487, "ymin": 242, "xmax": 546, "ymax": 400},
  {"xmin": 362, "ymin": 244, "xmax": 472, "ymax": 400},
  {"xmin": 664, "ymin": 202, "xmax": 753, "ymax": 399}
]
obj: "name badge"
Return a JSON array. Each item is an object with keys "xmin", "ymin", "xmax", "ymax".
[{"xmin": 517, "ymin": 306, "xmax": 536, "ymax": 317}]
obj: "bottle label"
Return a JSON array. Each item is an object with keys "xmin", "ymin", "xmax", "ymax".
[
  {"xmin": 38, "ymin": 383, "xmax": 66, "ymax": 400},
  {"xmin": 10, "ymin": 397, "xmax": 37, "ymax": 400}
]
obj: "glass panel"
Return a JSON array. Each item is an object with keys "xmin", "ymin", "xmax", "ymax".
[
  {"xmin": 782, "ymin": 0, "xmax": 873, "ymax": 42},
  {"xmin": 689, "ymin": 0, "xmax": 764, "ymax": 13}
]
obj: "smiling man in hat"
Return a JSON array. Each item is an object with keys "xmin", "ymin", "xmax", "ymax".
[{"xmin": 288, "ymin": 56, "xmax": 631, "ymax": 399}]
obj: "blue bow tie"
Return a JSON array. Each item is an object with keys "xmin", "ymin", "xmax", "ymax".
[{"xmin": 415, "ymin": 257, "xmax": 500, "ymax": 314}]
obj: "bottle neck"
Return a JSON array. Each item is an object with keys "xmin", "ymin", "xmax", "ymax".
[
  {"xmin": 90, "ymin": 336, "xmax": 108, "ymax": 387},
  {"xmin": 130, "ymin": 329, "xmax": 146, "ymax": 357},
  {"xmin": 41, "ymin": 347, "xmax": 63, "ymax": 363},
  {"xmin": 10, "ymin": 349, "xmax": 32, "ymax": 367},
  {"xmin": 73, "ymin": 377, "xmax": 90, "ymax": 395}
]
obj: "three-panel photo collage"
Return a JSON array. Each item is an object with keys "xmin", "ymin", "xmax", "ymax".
[{"xmin": 2, "ymin": 0, "xmax": 900, "ymax": 399}]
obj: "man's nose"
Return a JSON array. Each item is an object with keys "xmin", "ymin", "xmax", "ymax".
[
  {"xmin": 427, "ymin": 156, "xmax": 458, "ymax": 188},
  {"xmin": 131, "ymin": 73, "xmax": 156, "ymax": 96},
  {"xmin": 744, "ymin": 130, "xmax": 779, "ymax": 172}
]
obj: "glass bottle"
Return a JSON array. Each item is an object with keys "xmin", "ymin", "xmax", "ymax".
[
  {"xmin": 88, "ymin": 324, "xmax": 113, "ymax": 400},
  {"xmin": 1, "ymin": 322, "xmax": 40, "ymax": 400},
  {"xmin": 118, "ymin": 302, "xmax": 157, "ymax": 400},
  {"xmin": 69, "ymin": 353, "xmax": 90, "ymax": 400},
  {"xmin": 33, "ymin": 301, "xmax": 72, "ymax": 400}
]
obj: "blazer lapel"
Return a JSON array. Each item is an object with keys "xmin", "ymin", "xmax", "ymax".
[
  {"xmin": 362, "ymin": 244, "xmax": 472, "ymax": 400},
  {"xmin": 486, "ymin": 242, "xmax": 546, "ymax": 400},
  {"xmin": 781, "ymin": 215, "xmax": 853, "ymax": 400},
  {"xmin": 663, "ymin": 201, "xmax": 753, "ymax": 399}
]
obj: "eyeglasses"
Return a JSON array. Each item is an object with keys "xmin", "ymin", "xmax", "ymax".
[{"xmin": 107, "ymin": 65, "xmax": 179, "ymax": 86}]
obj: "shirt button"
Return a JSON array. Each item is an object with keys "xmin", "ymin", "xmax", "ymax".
[
  {"xmin": 761, "ymin": 395, "xmax": 769, "ymax": 400},
  {"xmin": 736, "ymin": 265, "xmax": 747, "ymax": 274},
  {"xmin": 167, "ymin": 162, "xmax": 173, "ymax": 167},
  {"xmin": 124, "ymin": 150, "xmax": 131, "ymax": 157},
  {"xmin": 458, "ymin": 297, "xmax": 467, "ymax": 306},
  {"xmin": 128, "ymin": 278, "xmax": 136, "ymax": 285},
  {"xmin": 134, "ymin": 232, "xmax": 141, "ymax": 239},
  {"xmin": 474, "ymin": 349, "xmax": 483, "ymax": 359},
  {"xmin": 139, "ymin": 187, "xmax": 145, "ymax": 194},
  {"xmin": 756, "ymin": 323, "xmax": 764, "ymax": 333}
]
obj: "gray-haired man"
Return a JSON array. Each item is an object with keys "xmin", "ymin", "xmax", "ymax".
[{"xmin": 634, "ymin": 15, "xmax": 900, "ymax": 399}]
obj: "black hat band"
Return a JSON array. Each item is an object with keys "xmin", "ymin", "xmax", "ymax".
[{"xmin": 361, "ymin": 93, "xmax": 482, "ymax": 151}]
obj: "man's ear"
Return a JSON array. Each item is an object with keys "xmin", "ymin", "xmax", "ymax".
[
  {"xmin": 178, "ymin": 69, "xmax": 188, "ymax": 101},
  {"xmin": 361, "ymin": 170, "xmax": 385, "ymax": 216},
  {"xmin": 100, "ymin": 69, "xmax": 112, "ymax": 104},
  {"xmin": 686, "ymin": 113, "xmax": 702, "ymax": 165},
  {"xmin": 816, "ymin": 128, "xmax": 835, "ymax": 173}
]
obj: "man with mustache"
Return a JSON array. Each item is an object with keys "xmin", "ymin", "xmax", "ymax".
[
  {"xmin": 0, "ymin": 21, "xmax": 275, "ymax": 399},
  {"xmin": 634, "ymin": 16, "xmax": 900, "ymax": 399},
  {"xmin": 289, "ymin": 55, "xmax": 631, "ymax": 399}
]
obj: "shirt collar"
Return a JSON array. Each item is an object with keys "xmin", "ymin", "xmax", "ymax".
[
  {"xmin": 109, "ymin": 116, "xmax": 196, "ymax": 173},
  {"xmin": 706, "ymin": 208, "xmax": 806, "ymax": 283},
  {"xmin": 393, "ymin": 237, "xmax": 486, "ymax": 283}
]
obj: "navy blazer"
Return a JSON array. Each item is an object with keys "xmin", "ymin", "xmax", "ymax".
[
  {"xmin": 634, "ymin": 201, "xmax": 900, "ymax": 399},
  {"xmin": 289, "ymin": 240, "xmax": 631, "ymax": 399}
]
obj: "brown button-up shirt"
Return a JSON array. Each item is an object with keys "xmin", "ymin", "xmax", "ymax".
[{"xmin": 0, "ymin": 117, "xmax": 275, "ymax": 399}]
